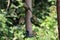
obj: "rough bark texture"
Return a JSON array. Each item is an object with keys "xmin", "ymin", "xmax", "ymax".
[
  {"xmin": 25, "ymin": 0, "xmax": 32, "ymax": 37},
  {"xmin": 57, "ymin": 0, "xmax": 60, "ymax": 39}
]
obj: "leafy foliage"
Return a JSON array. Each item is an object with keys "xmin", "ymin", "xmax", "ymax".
[{"xmin": 0, "ymin": 0, "xmax": 58, "ymax": 40}]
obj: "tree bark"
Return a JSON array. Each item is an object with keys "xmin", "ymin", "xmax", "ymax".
[
  {"xmin": 57, "ymin": 0, "xmax": 60, "ymax": 39},
  {"xmin": 25, "ymin": 0, "xmax": 32, "ymax": 37}
]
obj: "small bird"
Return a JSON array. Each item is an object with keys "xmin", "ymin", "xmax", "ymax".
[
  {"xmin": 31, "ymin": 15, "xmax": 41, "ymax": 27},
  {"xmin": 19, "ymin": 16, "xmax": 25, "ymax": 25}
]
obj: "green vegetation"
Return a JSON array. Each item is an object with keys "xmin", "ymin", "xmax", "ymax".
[{"xmin": 0, "ymin": 0, "xmax": 58, "ymax": 40}]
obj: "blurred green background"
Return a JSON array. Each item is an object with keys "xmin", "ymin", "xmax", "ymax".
[{"xmin": 0, "ymin": 0, "xmax": 58, "ymax": 40}]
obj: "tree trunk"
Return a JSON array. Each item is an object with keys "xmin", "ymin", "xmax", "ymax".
[
  {"xmin": 57, "ymin": 0, "xmax": 60, "ymax": 39},
  {"xmin": 25, "ymin": 0, "xmax": 32, "ymax": 37}
]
